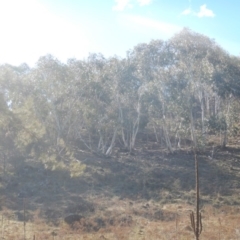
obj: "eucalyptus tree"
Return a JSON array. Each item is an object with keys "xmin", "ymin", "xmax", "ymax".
[
  {"xmin": 107, "ymin": 49, "xmax": 150, "ymax": 152},
  {"xmin": 212, "ymin": 54, "xmax": 240, "ymax": 146},
  {"xmin": 0, "ymin": 90, "xmax": 12, "ymax": 152},
  {"xmin": 146, "ymin": 41, "xmax": 174, "ymax": 151},
  {"xmin": 167, "ymin": 29, "xmax": 224, "ymax": 148},
  {"xmin": 67, "ymin": 54, "xmax": 120, "ymax": 156},
  {"xmin": 0, "ymin": 63, "xmax": 54, "ymax": 180},
  {"xmin": 0, "ymin": 67, "xmax": 16, "ymax": 178},
  {"xmin": 30, "ymin": 55, "xmax": 72, "ymax": 143},
  {"xmin": 0, "ymin": 63, "xmax": 41, "ymax": 155},
  {"xmin": 129, "ymin": 39, "xmax": 186, "ymax": 152},
  {"xmin": 7, "ymin": 56, "xmax": 86, "ymax": 174}
]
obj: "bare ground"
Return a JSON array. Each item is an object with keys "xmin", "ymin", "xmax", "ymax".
[{"xmin": 1, "ymin": 138, "xmax": 240, "ymax": 239}]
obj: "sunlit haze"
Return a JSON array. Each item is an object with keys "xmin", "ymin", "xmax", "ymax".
[{"xmin": 0, "ymin": 0, "xmax": 239, "ymax": 66}]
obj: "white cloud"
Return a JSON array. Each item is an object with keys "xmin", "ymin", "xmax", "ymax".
[
  {"xmin": 181, "ymin": 4, "xmax": 215, "ymax": 18},
  {"xmin": 0, "ymin": 0, "xmax": 90, "ymax": 66},
  {"xmin": 137, "ymin": 0, "xmax": 152, "ymax": 6},
  {"xmin": 181, "ymin": 7, "xmax": 192, "ymax": 15},
  {"xmin": 112, "ymin": 0, "xmax": 132, "ymax": 11},
  {"xmin": 197, "ymin": 4, "xmax": 215, "ymax": 17}
]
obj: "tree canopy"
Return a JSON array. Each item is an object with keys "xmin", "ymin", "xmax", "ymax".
[{"xmin": 1, "ymin": 29, "xmax": 240, "ymax": 172}]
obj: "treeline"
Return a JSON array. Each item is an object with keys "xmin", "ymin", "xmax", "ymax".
[{"xmin": 0, "ymin": 29, "xmax": 240, "ymax": 172}]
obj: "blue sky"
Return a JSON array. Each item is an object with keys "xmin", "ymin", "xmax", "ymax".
[{"xmin": 0, "ymin": 0, "xmax": 239, "ymax": 66}]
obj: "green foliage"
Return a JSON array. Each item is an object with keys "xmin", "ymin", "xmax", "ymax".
[
  {"xmin": 38, "ymin": 140, "xmax": 86, "ymax": 177},
  {"xmin": 208, "ymin": 116, "xmax": 226, "ymax": 133},
  {"xmin": 13, "ymin": 97, "xmax": 46, "ymax": 151},
  {"xmin": 0, "ymin": 28, "xmax": 240, "ymax": 160},
  {"xmin": 213, "ymin": 56, "xmax": 240, "ymax": 98}
]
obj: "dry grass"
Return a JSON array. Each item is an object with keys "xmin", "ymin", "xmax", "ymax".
[
  {"xmin": 1, "ymin": 203, "xmax": 240, "ymax": 239},
  {"xmin": 2, "ymin": 139, "xmax": 240, "ymax": 239}
]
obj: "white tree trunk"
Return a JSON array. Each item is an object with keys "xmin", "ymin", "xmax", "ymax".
[{"xmin": 106, "ymin": 128, "xmax": 118, "ymax": 156}]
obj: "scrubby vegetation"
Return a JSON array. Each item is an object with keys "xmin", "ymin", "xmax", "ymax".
[{"xmin": 1, "ymin": 29, "xmax": 240, "ymax": 239}]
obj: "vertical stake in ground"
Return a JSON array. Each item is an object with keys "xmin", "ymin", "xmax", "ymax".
[
  {"xmin": 1, "ymin": 214, "xmax": 4, "ymax": 240},
  {"xmin": 190, "ymin": 153, "xmax": 202, "ymax": 240},
  {"xmin": 23, "ymin": 198, "xmax": 26, "ymax": 240}
]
